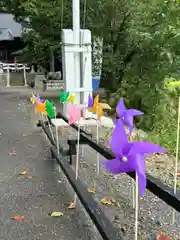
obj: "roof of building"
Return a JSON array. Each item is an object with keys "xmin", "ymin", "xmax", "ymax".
[
  {"xmin": 0, "ymin": 13, "xmax": 22, "ymax": 38},
  {"xmin": 0, "ymin": 28, "xmax": 14, "ymax": 40}
]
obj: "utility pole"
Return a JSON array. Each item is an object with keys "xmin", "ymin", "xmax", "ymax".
[
  {"xmin": 72, "ymin": 0, "xmax": 81, "ymax": 103},
  {"xmin": 61, "ymin": 0, "xmax": 92, "ymax": 111}
]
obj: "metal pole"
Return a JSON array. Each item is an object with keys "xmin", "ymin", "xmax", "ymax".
[{"xmin": 73, "ymin": 0, "xmax": 81, "ymax": 104}]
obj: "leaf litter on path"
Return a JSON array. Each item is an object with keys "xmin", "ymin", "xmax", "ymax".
[
  {"xmin": 68, "ymin": 202, "xmax": 76, "ymax": 209},
  {"xmin": 8, "ymin": 150, "xmax": 16, "ymax": 156},
  {"xmin": 87, "ymin": 188, "xmax": 95, "ymax": 193},
  {"xmin": 19, "ymin": 169, "xmax": 28, "ymax": 175},
  {"xmin": 27, "ymin": 175, "xmax": 32, "ymax": 179},
  {"xmin": 23, "ymin": 133, "xmax": 32, "ymax": 137},
  {"xmin": 12, "ymin": 216, "xmax": 25, "ymax": 220},
  {"xmin": 100, "ymin": 198, "xmax": 116, "ymax": 205},
  {"xmin": 156, "ymin": 231, "xmax": 169, "ymax": 240},
  {"xmin": 49, "ymin": 212, "xmax": 64, "ymax": 217}
]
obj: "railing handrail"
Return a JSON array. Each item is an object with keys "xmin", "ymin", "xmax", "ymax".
[{"xmin": 56, "ymin": 112, "xmax": 180, "ymax": 213}]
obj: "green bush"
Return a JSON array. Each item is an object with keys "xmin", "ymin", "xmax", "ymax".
[
  {"xmin": 147, "ymin": 78, "xmax": 180, "ymax": 154},
  {"xmin": 106, "ymin": 76, "xmax": 180, "ymax": 154}
]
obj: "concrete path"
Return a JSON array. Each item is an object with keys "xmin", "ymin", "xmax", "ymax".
[{"xmin": 0, "ymin": 92, "xmax": 92, "ymax": 240}]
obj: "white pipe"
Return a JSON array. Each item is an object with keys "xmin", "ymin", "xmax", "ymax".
[
  {"xmin": 73, "ymin": 0, "xmax": 80, "ymax": 43},
  {"xmin": 73, "ymin": 0, "xmax": 81, "ymax": 104},
  {"xmin": 23, "ymin": 65, "xmax": 28, "ymax": 86},
  {"xmin": 6, "ymin": 65, "xmax": 10, "ymax": 87}
]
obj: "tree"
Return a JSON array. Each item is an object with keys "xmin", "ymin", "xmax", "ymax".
[
  {"xmin": 85, "ymin": 0, "xmax": 180, "ymax": 130},
  {"xmin": 0, "ymin": 0, "xmax": 72, "ymax": 71}
]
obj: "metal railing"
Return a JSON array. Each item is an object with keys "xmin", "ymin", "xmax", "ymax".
[{"xmin": 38, "ymin": 112, "xmax": 180, "ymax": 240}]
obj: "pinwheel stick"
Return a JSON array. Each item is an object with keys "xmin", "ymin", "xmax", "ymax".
[
  {"xmin": 135, "ymin": 173, "xmax": 139, "ymax": 240},
  {"xmin": 96, "ymin": 122, "xmax": 100, "ymax": 175},
  {"xmin": 73, "ymin": 123, "xmax": 80, "ymax": 205},
  {"xmin": 172, "ymin": 97, "xmax": 180, "ymax": 224},
  {"xmin": 45, "ymin": 114, "xmax": 54, "ymax": 142},
  {"xmin": 54, "ymin": 107, "xmax": 60, "ymax": 155},
  {"xmin": 96, "ymin": 105, "xmax": 100, "ymax": 175},
  {"xmin": 129, "ymin": 135, "xmax": 135, "ymax": 209}
]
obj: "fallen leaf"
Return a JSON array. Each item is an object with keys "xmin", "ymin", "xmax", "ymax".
[
  {"xmin": 12, "ymin": 216, "xmax": 25, "ymax": 220},
  {"xmin": 27, "ymin": 175, "xmax": 32, "ymax": 179},
  {"xmin": 88, "ymin": 188, "xmax": 95, "ymax": 193},
  {"xmin": 28, "ymin": 144, "xmax": 36, "ymax": 148},
  {"xmin": 23, "ymin": 133, "xmax": 32, "ymax": 137},
  {"xmin": 49, "ymin": 212, "xmax": 63, "ymax": 217},
  {"xmin": 100, "ymin": 198, "xmax": 116, "ymax": 205},
  {"xmin": 68, "ymin": 202, "xmax": 76, "ymax": 209},
  {"xmin": 8, "ymin": 151, "xmax": 16, "ymax": 156},
  {"xmin": 155, "ymin": 160, "xmax": 164, "ymax": 164},
  {"xmin": 177, "ymin": 172, "xmax": 180, "ymax": 176},
  {"xmin": 156, "ymin": 232, "xmax": 169, "ymax": 240},
  {"xmin": 19, "ymin": 169, "xmax": 28, "ymax": 175}
]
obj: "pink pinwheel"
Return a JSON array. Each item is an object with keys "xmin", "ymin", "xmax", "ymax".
[
  {"xmin": 115, "ymin": 98, "xmax": 144, "ymax": 135},
  {"xmin": 67, "ymin": 103, "xmax": 85, "ymax": 125},
  {"xmin": 88, "ymin": 94, "xmax": 93, "ymax": 107},
  {"xmin": 102, "ymin": 120, "xmax": 167, "ymax": 196}
]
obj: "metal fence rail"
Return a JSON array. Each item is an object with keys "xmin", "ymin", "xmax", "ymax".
[
  {"xmin": 41, "ymin": 123, "xmax": 123, "ymax": 240},
  {"xmin": 39, "ymin": 112, "xmax": 180, "ymax": 240}
]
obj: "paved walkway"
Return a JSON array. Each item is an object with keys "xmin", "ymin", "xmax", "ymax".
[{"xmin": 0, "ymin": 92, "xmax": 92, "ymax": 240}]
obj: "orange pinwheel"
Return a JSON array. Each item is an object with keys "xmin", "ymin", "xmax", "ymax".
[
  {"xmin": 87, "ymin": 95, "xmax": 103, "ymax": 119},
  {"xmin": 35, "ymin": 100, "xmax": 47, "ymax": 114}
]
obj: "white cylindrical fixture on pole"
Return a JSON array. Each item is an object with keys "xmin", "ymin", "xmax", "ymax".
[
  {"xmin": 73, "ymin": 0, "xmax": 81, "ymax": 104},
  {"xmin": 6, "ymin": 65, "xmax": 10, "ymax": 87},
  {"xmin": 23, "ymin": 65, "xmax": 28, "ymax": 86}
]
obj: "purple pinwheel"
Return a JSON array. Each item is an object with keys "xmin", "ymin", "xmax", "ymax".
[
  {"xmin": 114, "ymin": 98, "xmax": 144, "ymax": 135},
  {"xmin": 33, "ymin": 94, "xmax": 43, "ymax": 106},
  {"xmin": 88, "ymin": 94, "xmax": 93, "ymax": 107},
  {"xmin": 102, "ymin": 120, "xmax": 167, "ymax": 196}
]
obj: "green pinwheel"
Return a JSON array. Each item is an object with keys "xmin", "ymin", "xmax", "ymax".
[
  {"xmin": 46, "ymin": 100, "xmax": 55, "ymax": 118},
  {"xmin": 59, "ymin": 92, "xmax": 70, "ymax": 103}
]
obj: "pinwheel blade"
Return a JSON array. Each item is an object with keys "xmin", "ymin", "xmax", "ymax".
[
  {"xmin": 103, "ymin": 156, "xmax": 135, "ymax": 174},
  {"xmin": 135, "ymin": 154, "xmax": 146, "ymax": 196},
  {"xmin": 110, "ymin": 119, "xmax": 128, "ymax": 156},
  {"xmin": 116, "ymin": 98, "xmax": 126, "ymax": 117},
  {"xmin": 129, "ymin": 142, "xmax": 167, "ymax": 156},
  {"xmin": 127, "ymin": 109, "xmax": 144, "ymax": 117},
  {"xmin": 88, "ymin": 94, "xmax": 93, "ymax": 107},
  {"xmin": 123, "ymin": 114, "xmax": 134, "ymax": 135},
  {"xmin": 102, "ymin": 158, "xmax": 122, "ymax": 174}
]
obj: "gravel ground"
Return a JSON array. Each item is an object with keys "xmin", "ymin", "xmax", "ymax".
[
  {"xmin": 0, "ymin": 92, "xmax": 103, "ymax": 240},
  {"xmin": 2, "ymin": 88, "xmax": 180, "ymax": 239},
  {"xmin": 52, "ymin": 126, "xmax": 180, "ymax": 240},
  {"xmin": 36, "ymin": 109, "xmax": 180, "ymax": 239}
]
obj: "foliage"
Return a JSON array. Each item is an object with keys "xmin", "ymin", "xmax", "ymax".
[
  {"xmin": 0, "ymin": 0, "xmax": 72, "ymax": 68},
  {"xmin": 1, "ymin": 0, "xmax": 180, "ymax": 152},
  {"xmin": 86, "ymin": 0, "xmax": 180, "ymax": 138}
]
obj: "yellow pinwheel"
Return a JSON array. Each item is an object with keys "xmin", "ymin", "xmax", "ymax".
[
  {"xmin": 68, "ymin": 94, "xmax": 75, "ymax": 104},
  {"xmin": 88, "ymin": 94, "xmax": 111, "ymax": 119}
]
